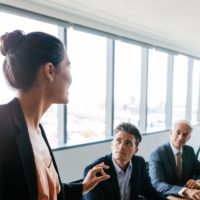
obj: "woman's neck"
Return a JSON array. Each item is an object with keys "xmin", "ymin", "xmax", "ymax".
[{"xmin": 18, "ymin": 91, "xmax": 50, "ymax": 130}]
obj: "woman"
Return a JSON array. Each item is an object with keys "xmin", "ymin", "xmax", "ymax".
[{"xmin": 0, "ymin": 30, "xmax": 109, "ymax": 200}]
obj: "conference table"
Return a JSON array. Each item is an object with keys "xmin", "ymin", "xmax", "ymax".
[{"xmin": 167, "ymin": 196, "xmax": 188, "ymax": 200}]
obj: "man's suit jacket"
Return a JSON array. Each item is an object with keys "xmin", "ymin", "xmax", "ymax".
[
  {"xmin": 149, "ymin": 143, "xmax": 200, "ymax": 197},
  {"xmin": 0, "ymin": 98, "xmax": 82, "ymax": 200},
  {"xmin": 83, "ymin": 154, "xmax": 165, "ymax": 200}
]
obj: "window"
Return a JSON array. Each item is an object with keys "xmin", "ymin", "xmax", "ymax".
[
  {"xmin": 0, "ymin": 11, "xmax": 60, "ymax": 148},
  {"xmin": 67, "ymin": 29, "xmax": 107, "ymax": 145},
  {"xmin": 147, "ymin": 49, "xmax": 168, "ymax": 131},
  {"xmin": 172, "ymin": 55, "xmax": 188, "ymax": 123},
  {"xmin": 1, "ymin": 7, "xmax": 200, "ymax": 148},
  {"xmin": 191, "ymin": 60, "xmax": 200, "ymax": 124},
  {"xmin": 114, "ymin": 41, "xmax": 141, "ymax": 128}
]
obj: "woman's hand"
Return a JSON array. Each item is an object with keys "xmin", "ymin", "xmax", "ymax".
[{"xmin": 82, "ymin": 162, "xmax": 110, "ymax": 194}]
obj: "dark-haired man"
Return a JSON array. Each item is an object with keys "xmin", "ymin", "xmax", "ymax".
[{"xmin": 83, "ymin": 122, "xmax": 165, "ymax": 200}]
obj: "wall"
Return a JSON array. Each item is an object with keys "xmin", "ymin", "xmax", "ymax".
[
  {"xmin": 53, "ymin": 125, "xmax": 199, "ymax": 183},
  {"xmin": 1, "ymin": 1, "xmax": 200, "ymax": 57},
  {"xmin": 1, "ymin": 0, "xmax": 200, "ymax": 183}
]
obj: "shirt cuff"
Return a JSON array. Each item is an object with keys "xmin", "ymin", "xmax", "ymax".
[
  {"xmin": 178, "ymin": 187, "xmax": 187, "ymax": 197},
  {"xmin": 196, "ymin": 180, "xmax": 200, "ymax": 186}
]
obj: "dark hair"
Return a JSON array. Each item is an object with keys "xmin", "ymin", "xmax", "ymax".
[
  {"xmin": 114, "ymin": 122, "xmax": 142, "ymax": 146},
  {"xmin": 0, "ymin": 30, "xmax": 65, "ymax": 91}
]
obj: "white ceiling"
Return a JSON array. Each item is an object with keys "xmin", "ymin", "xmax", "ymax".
[{"xmin": 1, "ymin": 0, "xmax": 200, "ymax": 57}]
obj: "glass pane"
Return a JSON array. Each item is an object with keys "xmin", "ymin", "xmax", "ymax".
[
  {"xmin": 191, "ymin": 60, "xmax": 200, "ymax": 124},
  {"xmin": 172, "ymin": 55, "xmax": 188, "ymax": 123},
  {"xmin": 0, "ymin": 11, "xmax": 60, "ymax": 148},
  {"xmin": 114, "ymin": 41, "xmax": 141, "ymax": 128},
  {"xmin": 67, "ymin": 29, "xmax": 107, "ymax": 145},
  {"xmin": 147, "ymin": 49, "xmax": 168, "ymax": 132}
]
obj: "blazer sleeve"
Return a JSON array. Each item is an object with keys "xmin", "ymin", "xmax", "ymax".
[
  {"xmin": 193, "ymin": 158, "xmax": 200, "ymax": 180},
  {"xmin": 189, "ymin": 147, "xmax": 200, "ymax": 180},
  {"xmin": 62, "ymin": 183, "xmax": 83, "ymax": 200},
  {"xmin": 136, "ymin": 157, "xmax": 166, "ymax": 200},
  {"xmin": 149, "ymin": 150, "xmax": 182, "ymax": 197}
]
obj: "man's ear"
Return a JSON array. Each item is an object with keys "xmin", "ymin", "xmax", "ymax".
[
  {"xmin": 135, "ymin": 147, "xmax": 139, "ymax": 154},
  {"xmin": 43, "ymin": 62, "xmax": 54, "ymax": 82},
  {"xmin": 170, "ymin": 130, "xmax": 173, "ymax": 138},
  {"xmin": 187, "ymin": 134, "xmax": 191, "ymax": 141},
  {"xmin": 111, "ymin": 141, "xmax": 113, "ymax": 150}
]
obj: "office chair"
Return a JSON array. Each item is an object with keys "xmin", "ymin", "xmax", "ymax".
[{"xmin": 196, "ymin": 146, "xmax": 200, "ymax": 161}]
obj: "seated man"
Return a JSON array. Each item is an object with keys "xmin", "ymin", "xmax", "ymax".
[
  {"xmin": 149, "ymin": 120, "xmax": 200, "ymax": 200},
  {"xmin": 83, "ymin": 122, "xmax": 165, "ymax": 200}
]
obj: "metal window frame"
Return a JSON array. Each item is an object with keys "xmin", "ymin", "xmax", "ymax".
[
  {"xmin": 186, "ymin": 58, "xmax": 193, "ymax": 121},
  {"xmin": 165, "ymin": 54, "xmax": 174, "ymax": 128},
  {"xmin": 1, "ymin": 4, "xmax": 200, "ymax": 148},
  {"xmin": 140, "ymin": 48, "xmax": 149, "ymax": 132},
  {"xmin": 106, "ymin": 39, "xmax": 115, "ymax": 137}
]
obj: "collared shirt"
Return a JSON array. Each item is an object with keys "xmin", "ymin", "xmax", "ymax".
[
  {"xmin": 170, "ymin": 142, "xmax": 200, "ymax": 196},
  {"xmin": 170, "ymin": 142, "xmax": 185, "ymax": 196},
  {"xmin": 170, "ymin": 142, "xmax": 183, "ymax": 166},
  {"xmin": 112, "ymin": 157, "xmax": 132, "ymax": 200}
]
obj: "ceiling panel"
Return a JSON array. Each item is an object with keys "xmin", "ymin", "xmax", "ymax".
[{"xmin": 1, "ymin": 0, "xmax": 200, "ymax": 57}]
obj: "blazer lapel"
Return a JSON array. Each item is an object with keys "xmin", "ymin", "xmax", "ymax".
[
  {"xmin": 107, "ymin": 154, "xmax": 121, "ymax": 200},
  {"xmin": 166, "ymin": 143, "xmax": 179, "ymax": 179},
  {"xmin": 130, "ymin": 164, "xmax": 136, "ymax": 199},
  {"xmin": 40, "ymin": 124, "xmax": 63, "ymax": 186},
  {"xmin": 11, "ymin": 99, "xmax": 38, "ymax": 200},
  {"xmin": 182, "ymin": 146, "xmax": 189, "ymax": 183},
  {"xmin": 130, "ymin": 157, "xmax": 139, "ymax": 199}
]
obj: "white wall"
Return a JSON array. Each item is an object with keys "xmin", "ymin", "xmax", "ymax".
[
  {"xmin": 2, "ymin": 0, "xmax": 199, "ymax": 184},
  {"xmin": 53, "ymin": 125, "xmax": 200, "ymax": 183}
]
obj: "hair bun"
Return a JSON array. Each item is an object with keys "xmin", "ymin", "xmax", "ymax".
[{"xmin": 0, "ymin": 30, "xmax": 25, "ymax": 56}]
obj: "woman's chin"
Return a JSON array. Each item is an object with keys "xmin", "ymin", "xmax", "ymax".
[
  {"xmin": 64, "ymin": 97, "xmax": 69, "ymax": 104},
  {"xmin": 54, "ymin": 97, "xmax": 69, "ymax": 104}
]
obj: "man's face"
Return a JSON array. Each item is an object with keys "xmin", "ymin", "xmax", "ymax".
[
  {"xmin": 170, "ymin": 123, "xmax": 191, "ymax": 150},
  {"xmin": 111, "ymin": 131, "xmax": 138, "ymax": 165}
]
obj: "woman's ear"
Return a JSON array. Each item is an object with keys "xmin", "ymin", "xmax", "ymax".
[{"xmin": 43, "ymin": 62, "xmax": 54, "ymax": 82}]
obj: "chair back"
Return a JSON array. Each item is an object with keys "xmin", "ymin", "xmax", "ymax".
[{"xmin": 196, "ymin": 146, "xmax": 200, "ymax": 161}]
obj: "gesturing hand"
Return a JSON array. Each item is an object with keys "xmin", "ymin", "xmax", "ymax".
[{"xmin": 82, "ymin": 162, "xmax": 110, "ymax": 194}]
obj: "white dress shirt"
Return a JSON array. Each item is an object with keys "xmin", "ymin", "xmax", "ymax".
[{"xmin": 112, "ymin": 157, "xmax": 132, "ymax": 200}]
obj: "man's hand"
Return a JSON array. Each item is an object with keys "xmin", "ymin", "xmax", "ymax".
[
  {"xmin": 183, "ymin": 188, "xmax": 200, "ymax": 200},
  {"xmin": 82, "ymin": 162, "xmax": 110, "ymax": 194},
  {"xmin": 186, "ymin": 179, "xmax": 200, "ymax": 189}
]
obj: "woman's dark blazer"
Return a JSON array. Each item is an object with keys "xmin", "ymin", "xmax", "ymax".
[{"xmin": 0, "ymin": 98, "xmax": 82, "ymax": 200}]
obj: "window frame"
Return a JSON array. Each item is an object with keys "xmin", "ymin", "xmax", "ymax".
[{"xmin": 1, "ymin": 4, "xmax": 200, "ymax": 150}]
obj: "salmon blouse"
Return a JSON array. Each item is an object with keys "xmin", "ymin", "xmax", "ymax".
[{"xmin": 29, "ymin": 130, "xmax": 61, "ymax": 200}]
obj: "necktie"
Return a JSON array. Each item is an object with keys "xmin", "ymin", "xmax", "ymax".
[{"xmin": 176, "ymin": 151, "xmax": 182, "ymax": 183}]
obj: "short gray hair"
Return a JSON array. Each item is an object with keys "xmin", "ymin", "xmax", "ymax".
[{"xmin": 172, "ymin": 119, "xmax": 193, "ymax": 132}]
